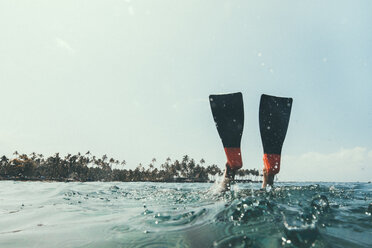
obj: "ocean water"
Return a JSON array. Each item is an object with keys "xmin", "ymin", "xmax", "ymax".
[{"xmin": 0, "ymin": 181, "xmax": 371, "ymax": 248}]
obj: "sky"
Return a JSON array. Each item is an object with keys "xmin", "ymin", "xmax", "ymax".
[{"xmin": 0, "ymin": 0, "xmax": 371, "ymax": 182}]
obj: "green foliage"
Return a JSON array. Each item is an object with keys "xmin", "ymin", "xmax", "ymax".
[{"xmin": 0, "ymin": 152, "xmax": 262, "ymax": 182}]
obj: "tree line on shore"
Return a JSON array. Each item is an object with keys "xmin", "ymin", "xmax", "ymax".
[{"xmin": 0, "ymin": 151, "xmax": 262, "ymax": 182}]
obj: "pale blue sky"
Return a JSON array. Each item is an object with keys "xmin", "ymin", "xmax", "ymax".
[{"xmin": 0, "ymin": 0, "xmax": 371, "ymax": 181}]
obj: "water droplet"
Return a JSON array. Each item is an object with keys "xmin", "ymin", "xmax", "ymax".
[
  {"xmin": 267, "ymin": 126, "xmax": 271, "ymax": 130},
  {"xmin": 258, "ymin": 52, "xmax": 262, "ymax": 57}
]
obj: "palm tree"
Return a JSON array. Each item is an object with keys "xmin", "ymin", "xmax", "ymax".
[
  {"xmin": 208, "ymin": 164, "xmax": 220, "ymax": 181},
  {"xmin": 138, "ymin": 163, "xmax": 144, "ymax": 172},
  {"xmin": 38, "ymin": 154, "xmax": 44, "ymax": 163},
  {"xmin": 200, "ymin": 158, "xmax": 205, "ymax": 165},
  {"xmin": 30, "ymin": 152, "xmax": 36, "ymax": 160},
  {"xmin": 187, "ymin": 159, "xmax": 196, "ymax": 177},
  {"xmin": 148, "ymin": 163, "xmax": 154, "ymax": 174},
  {"xmin": 182, "ymin": 155, "xmax": 189, "ymax": 163},
  {"xmin": 102, "ymin": 154, "xmax": 108, "ymax": 162},
  {"xmin": 109, "ymin": 158, "xmax": 115, "ymax": 170},
  {"xmin": 1, "ymin": 155, "xmax": 9, "ymax": 163}
]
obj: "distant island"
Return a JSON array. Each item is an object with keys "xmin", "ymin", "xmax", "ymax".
[{"xmin": 0, "ymin": 151, "xmax": 262, "ymax": 183}]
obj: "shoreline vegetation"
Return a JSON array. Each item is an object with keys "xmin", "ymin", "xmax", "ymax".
[{"xmin": 0, "ymin": 151, "xmax": 262, "ymax": 183}]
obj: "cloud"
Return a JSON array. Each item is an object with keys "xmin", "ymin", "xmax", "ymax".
[
  {"xmin": 55, "ymin": 37, "xmax": 75, "ymax": 54},
  {"xmin": 368, "ymin": 150, "xmax": 372, "ymax": 159},
  {"xmin": 279, "ymin": 147, "xmax": 372, "ymax": 182}
]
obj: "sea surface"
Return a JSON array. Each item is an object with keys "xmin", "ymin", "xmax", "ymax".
[{"xmin": 0, "ymin": 181, "xmax": 371, "ymax": 248}]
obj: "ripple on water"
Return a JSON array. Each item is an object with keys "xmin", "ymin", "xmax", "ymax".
[
  {"xmin": 1, "ymin": 182, "xmax": 372, "ymax": 248},
  {"xmin": 122, "ymin": 232, "xmax": 188, "ymax": 248},
  {"xmin": 212, "ymin": 234, "xmax": 254, "ymax": 248},
  {"xmin": 138, "ymin": 207, "xmax": 210, "ymax": 233}
]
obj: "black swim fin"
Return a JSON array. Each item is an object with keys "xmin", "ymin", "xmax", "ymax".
[
  {"xmin": 209, "ymin": 92, "xmax": 244, "ymax": 170},
  {"xmin": 259, "ymin": 94, "xmax": 293, "ymax": 175}
]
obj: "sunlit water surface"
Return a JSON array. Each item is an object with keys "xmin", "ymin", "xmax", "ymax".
[{"xmin": 0, "ymin": 181, "xmax": 371, "ymax": 248}]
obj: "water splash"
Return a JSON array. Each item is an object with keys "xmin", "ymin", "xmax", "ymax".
[{"xmin": 0, "ymin": 182, "xmax": 371, "ymax": 247}]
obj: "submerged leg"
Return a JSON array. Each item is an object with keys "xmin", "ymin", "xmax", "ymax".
[
  {"xmin": 262, "ymin": 168, "xmax": 274, "ymax": 188},
  {"xmin": 221, "ymin": 164, "xmax": 236, "ymax": 190}
]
